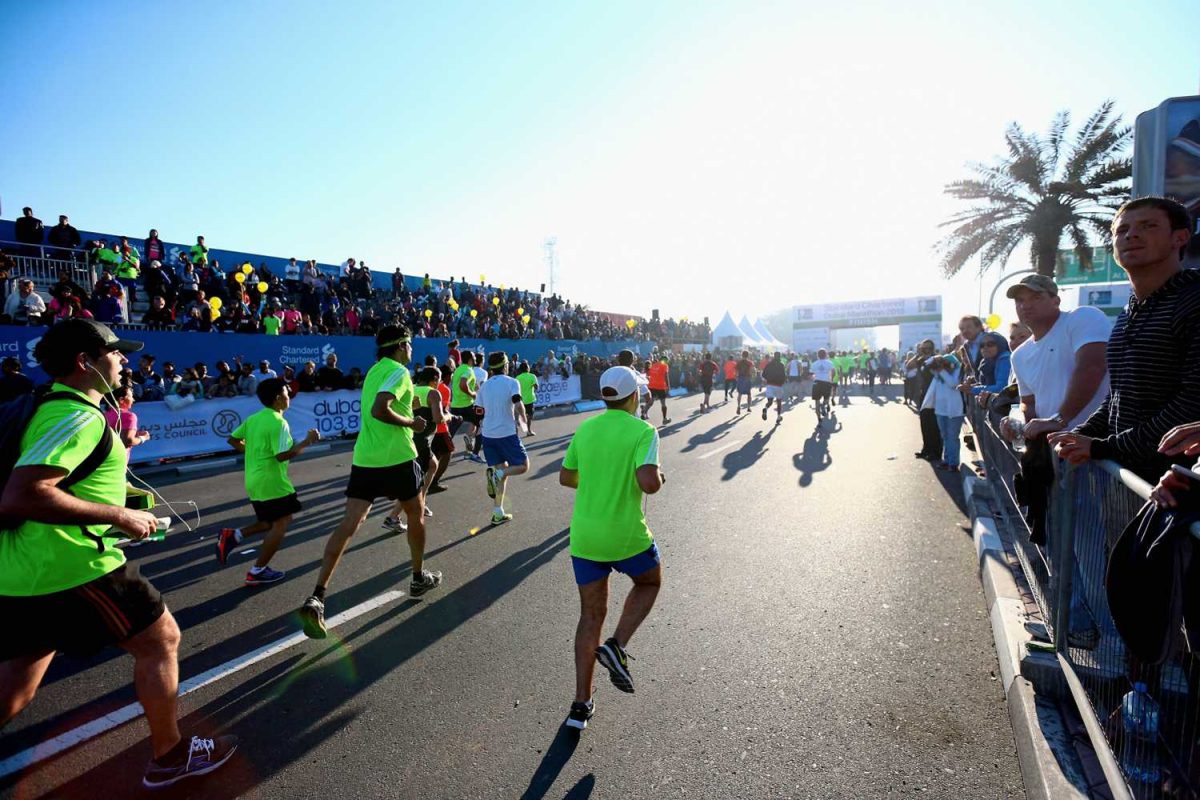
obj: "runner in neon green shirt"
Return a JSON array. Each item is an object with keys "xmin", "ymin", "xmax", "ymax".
[
  {"xmin": 263, "ymin": 314, "xmax": 281, "ymax": 335},
  {"xmin": 0, "ymin": 319, "xmax": 239, "ymax": 786},
  {"xmin": 299, "ymin": 325, "xmax": 442, "ymax": 640},
  {"xmin": 448, "ymin": 351, "xmax": 482, "ymax": 458},
  {"xmin": 515, "ymin": 361, "xmax": 539, "ymax": 436},
  {"xmin": 216, "ymin": 378, "xmax": 320, "ymax": 587},
  {"xmin": 559, "ymin": 365, "xmax": 664, "ymax": 730}
]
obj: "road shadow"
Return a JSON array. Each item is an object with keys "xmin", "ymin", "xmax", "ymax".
[
  {"xmin": 520, "ymin": 727, "xmax": 585, "ymax": 800},
  {"xmin": 794, "ymin": 428, "xmax": 832, "ymax": 488},
  {"xmin": 18, "ymin": 528, "xmax": 572, "ymax": 799},
  {"xmin": 680, "ymin": 417, "xmax": 740, "ymax": 454},
  {"xmin": 720, "ymin": 428, "xmax": 775, "ymax": 481},
  {"xmin": 928, "ymin": 462, "xmax": 970, "ymax": 515}
]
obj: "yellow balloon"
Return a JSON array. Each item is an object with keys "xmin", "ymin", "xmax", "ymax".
[
  {"xmin": 986, "ymin": 313, "xmax": 1002, "ymax": 329},
  {"xmin": 257, "ymin": 281, "xmax": 268, "ymax": 293},
  {"xmin": 626, "ymin": 319, "xmax": 636, "ymax": 328},
  {"xmin": 522, "ymin": 314, "xmax": 531, "ymax": 324},
  {"xmin": 209, "ymin": 297, "xmax": 222, "ymax": 309},
  {"xmin": 470, "ymin": 309, "xmax": 478, "ymax": 318},
  {"xmin": 211, "ymin": 307, "xmax": 219, "ymax": 318},
  {"xmin": 479, "ymin": 274, "xmax": 486, "ymax": 283},
  {"xmin": 517, "ymin": 307, "xmax": 524, "ymax": 316},
  {"xmin": 492, "ymin": 297, "xmax": 500, "ymax": 306},
  {"xmin": 234, "ymin": 272, "xmax": 246, "ymax": 283},
  {"xmin": 241, "ymin": 263, "xmax": 253, "ymax": 275},
  {"xmin": 424, "ymin": 309, "xmax": 432, "ymax": 318}
]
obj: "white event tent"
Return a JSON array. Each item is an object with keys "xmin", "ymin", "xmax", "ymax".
[
  {"xmin": 711, "ymin": 311, "xmax": 747, "ymax": 350},
  {"xmin": 752, "ymin": 319, "xmax": 788, "ymax": 351}
]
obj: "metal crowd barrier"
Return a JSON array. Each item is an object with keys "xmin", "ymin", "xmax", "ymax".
[{"xmin": 969, "ymin": 403, "xmax": 1200, "ymax": 799}]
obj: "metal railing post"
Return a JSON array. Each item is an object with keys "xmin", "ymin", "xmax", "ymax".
[{"xmin": 1052, "ymin": 462, "xmax": 1076, "ymax": 653}]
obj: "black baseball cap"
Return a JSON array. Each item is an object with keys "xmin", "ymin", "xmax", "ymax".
[{"xmin": 39, "ymin": 319, "xmax": 144, "ymax": 358}]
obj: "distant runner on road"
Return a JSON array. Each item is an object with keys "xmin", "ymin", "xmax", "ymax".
[
  {"xmin": 559, "ymin": 366, "xmax": 664, "ymax": 730},
  {"xmin": 810, "ymin": 348, "xmax": 835, "ymax": 419},
  {"xmin": 761, "ymin": 353, "xmax": 787, "ymax": 424},
  {"xmin": 734, "ymin": 350, "xmax": 755, "ymax": 415},
  {"xmin": 646, "ymin": 357, "xmax": 672, "ymax": 426}
]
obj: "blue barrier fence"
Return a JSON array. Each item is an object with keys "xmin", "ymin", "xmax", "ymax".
[{"xmin": 0, "ymin": 324, "xmax": 653, "ymax": 384}]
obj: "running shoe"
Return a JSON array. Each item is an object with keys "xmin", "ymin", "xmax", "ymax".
[
  {"xmin": 485, "ymin": 466, "xmax": 498, "ymax": 498},
  {"xmin": 595, "ymin": 637, "xmax": 635, "ymax": 693},
  {"xmin": 299, "ymin": 595, "xmax": 327, "ymax": 639},
  {"xmin": 423, "ymin": 505, "xmax": 433, "ymax": 517},
  {"xmin": 142, "ymin": 734, "xmax": 239, "ymax": 789},
  {"xmin": 491, "ymin": 510, "xmax": 513, "ymax": 526},
  {"xmin": 410, "ymin": 569, "xmax": 443, "ymax": 598},
  {"xmin": 762, "ymin": 407, "xmax": 768, "ymax": 421},
  {"xmin": 382, "ymin": 515, "xmax": 408, "ymax": 533},
  {"xmin": 565, "ymin": 698, "xmax": 595, "ymax": 730},
  {"xmin": 465, "ymin": 452, "xmax": 485, "ymax": 464},
  {"xmin": 662, "ymin": 418, "xmax": 672, "ymax": 425},
  {"xmin": 215, "ymin": 528, "xmax": 237, "ymax": 565},
  {"xmin": 462, "ymin": 433, "xmax": 474, "ymax": 452},
  {"xmin": 245, "ymin": 566, "xmax": 285, "ymax": 587}
]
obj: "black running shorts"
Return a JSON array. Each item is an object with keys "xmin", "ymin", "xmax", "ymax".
[
  {"xmin": 345, "ymin": 460, "xmax": 423, "ymax": 502},
  {"xmin": 812, "ymin": 380, "xmax": 833, "ymax": 402},
  {"xmin": 450, "ymin": 405, "xmax": 482, "ymax": 427},
  {"xmin": 0, "ymin": 562, "xmax": 166, "ymax": 660},
  {"xmin": 251, "ymin": 492, "xmax": 302, "ymax": 523}
]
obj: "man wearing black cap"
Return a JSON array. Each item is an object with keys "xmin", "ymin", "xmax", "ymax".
[{"xmin": 0, "ymin": 320, "xmax": 238, "ymax": 789}]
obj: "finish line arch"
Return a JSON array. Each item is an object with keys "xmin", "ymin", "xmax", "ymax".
[{"xmin": 791, "ymin": 295, "xmax": 942, "ymax": 353}]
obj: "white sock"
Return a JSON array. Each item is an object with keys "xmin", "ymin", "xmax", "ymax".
[
  {"xmin": 234, "ymin": 530, "xmax": 245, "ymax": 544},
  {"xmin": 494, "ymin": 467, "xmax": 505, "ymax": 481},
  {"xmin": 249, "ymin": 565, "xmax": 265, "ymax": 574}
]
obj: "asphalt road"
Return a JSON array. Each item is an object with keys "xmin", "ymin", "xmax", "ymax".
[{"xmin": 0, "ymin": 385, "xmax": 1025, "ymax": 799}]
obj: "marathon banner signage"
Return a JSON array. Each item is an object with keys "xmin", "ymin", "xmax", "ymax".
[
  {"xmin": 129, "ymin": 378, "xmax": 581, "ymax": 464},
  {"xmin": 0, "ymin": 325, "xmax": 652, "ymax": 385},
  {"xmin": 791, "ymin": 295, "xmax": 942, "ymax": 330},
  {"xmin": 130, "ymin": 391, "xmax": 364, "ymax": 464},
  {"xmin": 533, "ymin": 374, "xmax": 581, "ymax": 408}
]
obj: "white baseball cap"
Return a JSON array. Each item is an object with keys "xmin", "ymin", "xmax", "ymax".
[{"xmin": 599, "ymin": 366, "xmax": 640, "ymax": 401}]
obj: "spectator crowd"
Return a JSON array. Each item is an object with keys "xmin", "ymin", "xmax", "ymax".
[{"xmin": 1, "ymin": 207, "xmax": 710, "ymax": 348}]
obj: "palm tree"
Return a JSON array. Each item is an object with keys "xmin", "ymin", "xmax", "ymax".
[{"xmin": 937, "ymin": 100, "xmax": 1132, "ymax": 278}]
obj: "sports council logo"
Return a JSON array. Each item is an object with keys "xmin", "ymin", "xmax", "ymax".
[
  {"xmin": 211, "ymin": 409, "xmax": 243, "ymax": 437},
  {"xmin": 23, "ymin": 336, "xmax": 40, "ymax": 370}
]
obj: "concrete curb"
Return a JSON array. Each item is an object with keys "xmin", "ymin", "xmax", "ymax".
[{"xmin": 961, "ymin": 472, "xmax": 1087, "ymax": 800}]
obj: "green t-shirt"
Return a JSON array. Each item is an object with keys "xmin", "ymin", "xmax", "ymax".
[
  {"xmin": 232, "ymin": 407, "xmax": 294, "ymax": 501},
  {"xmin": 450, "ymin": 363, "xmax": 476, "ymax": 408},
  {"xmin": 0, "ymin": 384, "xmax": 127, "ymax": 596},
  {"xmin": 515, "ymin": 372, "xmax": 538, "ymax": 405},
  {"xmin": 563, "ymin": 409, "xmax": 659, "ymax": 562},
  {"xmin": 353, "ymin": 357, "xmax": 418, "ymax": 468},
  {"xmin": 263, "ymin": 315, "xmax": 281, "ymax": 335}
]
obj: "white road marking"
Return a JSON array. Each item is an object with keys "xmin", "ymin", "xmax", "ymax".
[
  {"xmin": 0, "ymin": 589, "xmax": 405, "ymax": 779},
  {"xmin": 698, "ymin": 440, "xmax": 741, "ymax": 459}
]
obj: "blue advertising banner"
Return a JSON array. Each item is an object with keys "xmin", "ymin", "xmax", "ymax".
[{"xmin": 0, "ymin": 325, "xmax": 651, "ymax": 384}]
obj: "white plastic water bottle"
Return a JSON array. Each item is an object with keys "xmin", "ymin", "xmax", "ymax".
[{"xmin": 1120, "ymin": 682, "xmax": 1161, "ymax": 784}]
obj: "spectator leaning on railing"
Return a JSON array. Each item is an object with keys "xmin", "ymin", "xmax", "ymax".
[
  {"xmin": 1051, "ymin": 197, "xmax": 1200, "ymax": 482},
  {"xmin": 1003, "ymin": 274, "xmax": 1110, "ymax": 443}
]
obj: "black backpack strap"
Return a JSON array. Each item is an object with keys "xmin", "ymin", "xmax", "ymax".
[{"xmin": 35, "ymin": 391, "xmax": 116, "ymax": 493}]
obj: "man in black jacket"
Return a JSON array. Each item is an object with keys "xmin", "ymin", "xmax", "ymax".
[
  {"xmin": 14, "ymin": 207, "xmax": 43, "ymax": 257},
  {"xmin": 46, "ymin": 215, "xmax": 81, "ymax": 261},
  {"xmin": 1051, "ymin": 197, "xmax": 1200, "ymax": 482}
]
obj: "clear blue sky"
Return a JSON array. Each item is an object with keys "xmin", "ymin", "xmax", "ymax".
[{"xmin": 2, "ymin": 0, "xmax": 1197, "ymax": 332}]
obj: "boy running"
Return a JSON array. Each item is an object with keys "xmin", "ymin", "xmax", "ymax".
[
  {"xmin": 299, "ymin": 326, "xmax": 440, "ymax": 639},
  {"xmin": 477, "ymin": 351, "xmax": 530, "ymax": 525},
  {"xmin": 559, "ymin": 366, "xmax": 665, "ymax": 730},
  {"xmin": 217, "ymin": 379, "xmax": 320, "ymax": 585}
]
